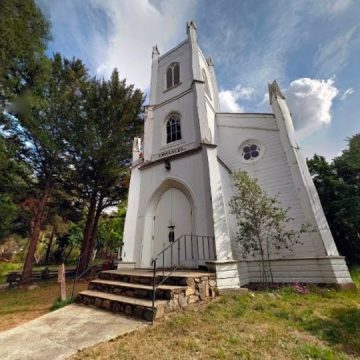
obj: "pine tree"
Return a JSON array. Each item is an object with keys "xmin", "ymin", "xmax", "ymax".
[{"xmin": 66, "ymin": 69, "xmax": 143, "ymax": 273}]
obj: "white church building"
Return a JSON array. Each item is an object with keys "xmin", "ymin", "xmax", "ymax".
[{"xmin": 120, "ymin": 21, "xmax": 353, "ymax": 290}]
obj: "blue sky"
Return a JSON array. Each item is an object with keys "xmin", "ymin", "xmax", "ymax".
[{"xmin": 36, "ymin": 0, "xmax": 360, "ymax": 160}]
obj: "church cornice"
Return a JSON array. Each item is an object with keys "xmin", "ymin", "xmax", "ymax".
[
  {"xmin": 138, "ymin": 145, "xmax": 204, "ymax": 170},
  {"xmin": 158, "ymin": 39, "xmax": 188, "ymax": 61},
  {"xmin": 153, "ymin": 87, "xmax": 193, "ymax": 110}
]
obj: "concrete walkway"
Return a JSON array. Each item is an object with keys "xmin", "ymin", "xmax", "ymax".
[{"xmin": 0, "ymin": 304, "xmax": 148, "ymax": 360}]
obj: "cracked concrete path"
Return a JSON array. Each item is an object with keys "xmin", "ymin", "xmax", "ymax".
[{"xmin": 0, "ymin": 303, "xmax": 148, "ymax": 360}]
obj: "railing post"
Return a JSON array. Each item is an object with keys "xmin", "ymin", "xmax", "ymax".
[
  {"xmin": 207, "ymin": 236, "xmax": 210, "ymax": 259},
  {"xmin": 196, "ymin": 235, "xmax": 200, "ymax": 262},
  {"xmin": 213, "ymin": 236, "xmax": 217, "ymax": 260},
  {"xmin": 162, "ymin": 250, "xmax": 165, "ymax": 277},
  {"xmin": 152, "ymin": 258, "xmax": 157, "ymax": 325},
  {"xmin": 184, "ymin": 235, "xmax": 187, "ymax": 261},
  {"xmin": 202, "ymin": 236, "xmax": 205, "ymax": 260},
  {"xmin": 191, "ymin": 234, "xmax": 194, "ymax": 260},
  {"xmin": 171, "ymin": 243, "xmax": 173, "ymax": 267},
  {"xmin": 178, "ymin": 236, "xmax": 181, "ymax": 266}
]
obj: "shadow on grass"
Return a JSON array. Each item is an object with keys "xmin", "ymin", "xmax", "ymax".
[{"xmin": 301, "ymin": 307, "xmax": 360, "ymax": 357}]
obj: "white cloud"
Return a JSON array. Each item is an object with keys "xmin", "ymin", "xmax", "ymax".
[
  {"xmin": 38, "ymin": 0, "xmax": 197, "ymax": 91},
  {"xmin": 340, "ymin": 87, "xmax": 354, "ymax": 100},
  {"xmin": 219, "ymin": 84, "xmax": 254, "ymax": 112},
  {"xmin": 219, "ymin": 90, "xmax": 244, "ymax": 112},
  {"xmin": 286, "ymin": 78, "xmax": 339, "ymax": 138},
  {"xmin": 233, "ymin": 84, "xmax": 255, "ymax": 100},
  {"xmin": 89, "ymin": 0, "xmax": 197, "ymax": 90}
]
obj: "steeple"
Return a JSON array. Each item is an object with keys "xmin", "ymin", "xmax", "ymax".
[
  {"xmin": 268, "ymin": 80, "xmax": 285, "ymax": 105},
  {"xmin": 149, "ymin": 45, "xmax": 160, "ymax": 105},
  {"xmin": 186, "ymin": 20, "xmax": 197, "ymax": 34},
  {"xmin": 268, "ymin": 80, "xmax": 297, "ymax": 147},
  {"xmin": 152, "ymin": 44, "xmax": 160, "ymax": 58}
]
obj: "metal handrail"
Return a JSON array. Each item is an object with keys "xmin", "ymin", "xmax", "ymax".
[
  {"xmin": 150, "ymin": 234, "xmax": 216, "ymax": 324},
  {"xmin": 70, "ymin": 253, "xmax": 101, "ymax": 300}
]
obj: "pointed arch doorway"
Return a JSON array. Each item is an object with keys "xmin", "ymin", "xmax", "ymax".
[{"xmin": 152, "ymin": 187, "xmax": 194, "ymax": 268}]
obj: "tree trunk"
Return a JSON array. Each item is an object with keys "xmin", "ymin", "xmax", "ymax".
[
  {"xmin": 44, "ymin": 227, "xmax": 55, "ymax": 266},
  {"xmin": 88, "ymin": 197, "xmax": 103, "ymax": 259},
  {"xmin": 77, "ymin": 193, "xmax": 97, "ymax": 274},
  {"xmin": 21, "ymin": 180, "xmax": 52, "ymax": 284}
]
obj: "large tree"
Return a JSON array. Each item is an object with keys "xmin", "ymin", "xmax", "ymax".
[
  {"xmin": 67, "ymin": 70, "xmax": 143, "ymax": 273},
  {"xmin": 0, "ymin": 0, "xmax": 50, "ymax": 244},
  {"xmin": 308, "ymin": 134, "xmax": 360, "ymax": 264},
  {"xmin": 5, "ymin": 54, "xmax": 88, "ymax": 282}
]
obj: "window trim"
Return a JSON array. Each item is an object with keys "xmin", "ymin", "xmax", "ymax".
[
  {"xmin": 239, "ymin": 139, "xmax": 265, "ymax": 164},
  {"xmin": 165, "ymin": 113, "xmax": 182, "ymax": 145},
  {"xmin": 166, "ymin": 62, "xmax": 180, "ymax": 90}
]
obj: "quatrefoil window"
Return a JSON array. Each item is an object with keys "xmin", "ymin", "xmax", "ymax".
[{"xmin": 240, "ymin": 141, "xmax": 263, "ymax": 161}]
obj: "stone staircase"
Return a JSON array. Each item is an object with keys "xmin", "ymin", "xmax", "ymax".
[{"xmin": 78, "ymin": 269, "xmax": 216, "ymax": 322}]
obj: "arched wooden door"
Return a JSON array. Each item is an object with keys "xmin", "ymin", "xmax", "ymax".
[{"xmin": 153, "ymin": 188, "xmax": 193, "ymax": 268}]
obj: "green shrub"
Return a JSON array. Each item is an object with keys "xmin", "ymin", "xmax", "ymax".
[{"xmin": 50, "ymin": 297, "xmax": 75, "ymax": 311}]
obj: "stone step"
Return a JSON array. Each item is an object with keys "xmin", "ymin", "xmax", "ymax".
[
  {"xmin": 78, "ymin": 290, "xmax": 167, "ymax": 321},
  {"xmin": 79, "ymin": 270, "xmax": 217, "ymax": 322},
  {"xmin": 89, "ymin": 279, "xmax": 187, "ymax": 300},
  {"xmin": 99, "ymin": 269, "xmax": 216, "ymax": 287}
]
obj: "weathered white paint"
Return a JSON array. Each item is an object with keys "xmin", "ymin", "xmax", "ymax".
[{"xmin": 120, "ymin": 21, "xmax": 353, "ymax": 288}]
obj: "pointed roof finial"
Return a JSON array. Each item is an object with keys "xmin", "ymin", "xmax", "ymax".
[
  {"xmin": 268, "ymin": 80, "xmax": 285, "ymax": 105},
  {"xmin": 207, "ymin": 57, "xmax": 215, "ymax": 67},
  {"xmin": 186, "ymin": 20, "xmax": 197, "ymax": 34},
  {"xmin": 152, "ymin": 44, "xmax": 160, "ymax": 57}
]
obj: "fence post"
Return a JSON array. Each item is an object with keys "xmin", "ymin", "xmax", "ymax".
[{"xmin": 58, "ymin": 263, "xmax": 66, "ymax": 301}]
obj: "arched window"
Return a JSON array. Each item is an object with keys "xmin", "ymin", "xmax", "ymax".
[
  {"xmin": 202, "ymin": 69, "xmax": 211, "ymax": 97},
  {"xmin": 166, "ymin": 114, "xmax": 181, "ymax": 143},
  {"xmin": 166, "ymin": 63, "xmax": 180, "ymax": 89}
]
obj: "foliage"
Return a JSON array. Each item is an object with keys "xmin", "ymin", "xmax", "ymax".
[
  {"xmin": 96, "ymin": 203, "xmax": 126, "ymax": 255},
  {"xmin": 66, "ymin": 70, "xmax": 143, "ymax": 273},
  {"xmin": 52, "ymin": 221, "xmax": 83, "ymax": 264},
  {"xmin": 66, "ymin": 69, "xmax": 143, "ymax": 210},
  {"xmin": 0, "ymin": 0, "xmax": 50, "ymax": 110},
  {"xmin": 0, "ymin": 1, "xmax": 143, "ymax": 279},
  {"xmin": 0, "ymin": 136, "xmax": 33, "ymax": 242},
  {"xmin": 307, "ymin": 134, "xmax": 360, "ymax": 264},
  {"xmin": 4, "ymin": 54, "xmax": 88, "ymax": 282},
  {"xmin": 0, "ymin": 195, "xmax": 18, "ymax": 241},
  {"xmin": 229, "ymin": 170, "xmax": 304, "ymax": 287},
  {"xmin": 50, "ymin": 297, "xmax": 75, "ymax": 311}
]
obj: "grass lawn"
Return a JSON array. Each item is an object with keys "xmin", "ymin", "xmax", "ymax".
[
  {"xmin": 0, "ymin": 279, "xmax": 88, "ymax": 332},
  {"xmin": 72, "ymin": 267, "xmax": 360, "ymax": 360}
]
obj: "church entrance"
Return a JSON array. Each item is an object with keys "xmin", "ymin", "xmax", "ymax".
[{"xmin": 153, "ymin": 188, "xmax": 193, "ymax": 268}]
